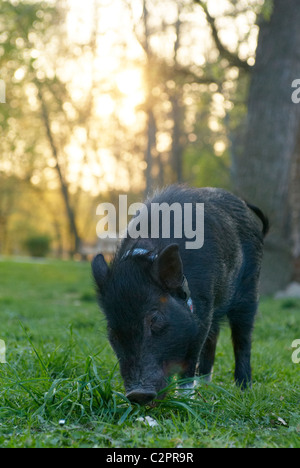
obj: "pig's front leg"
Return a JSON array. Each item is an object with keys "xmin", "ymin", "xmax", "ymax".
[
  {"xmin": 177, "ymin": 331, "xmax": 208, "ymax": 392},
  {"xmin": 179, "ymin": 299, "xmax": 215, "ymax": 392},
  {"xmin": 198, "ymin": 323, "xmax": 220, "ymax": 382},
  {"xmin": 178, "ymin": 357, "xmax": 197, "ymax": 394}
]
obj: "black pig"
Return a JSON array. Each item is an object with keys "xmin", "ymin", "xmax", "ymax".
[{"xmin": 92, "ymin": 185, "xmax": 268, "ymax": 404}]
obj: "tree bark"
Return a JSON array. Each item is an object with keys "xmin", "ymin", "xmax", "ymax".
[{"xmin": 232, "ymin": 0, "xmax": 300, "ymax": 293}]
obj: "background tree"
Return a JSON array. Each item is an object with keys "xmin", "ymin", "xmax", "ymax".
[
  {"xmin": 128, "ymin": 0, "xmax": 247, "ymax": 193},
  {"xmin": 0, "ymin": 0, "xmax": 61, "ymax": 254},
  {"xmin": 194, "ymin": 0, "xmax": 300, "ymax": 292},
  {"xmin": 2, "ymin": 0, "xmax": 286, "ymax": 276},
  {"xmin": 231, "ymin": 0, "xmax": 300, "ymax": 293}
]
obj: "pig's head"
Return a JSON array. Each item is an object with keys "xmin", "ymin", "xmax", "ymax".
[{"xmin": 92, "ymin": 244, "xmax": 198, "ymax": 405}]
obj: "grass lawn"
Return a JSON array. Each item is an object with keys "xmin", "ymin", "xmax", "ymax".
[{"xmin": 0, "ymin": 258, "xmax": 299, "ymax": 448}]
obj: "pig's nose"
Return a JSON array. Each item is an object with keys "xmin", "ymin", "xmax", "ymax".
[{"xmin": 126, "ymin": 389, "xmax": 157, "ymax": 404}]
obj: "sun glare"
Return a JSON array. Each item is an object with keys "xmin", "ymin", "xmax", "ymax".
[
  {"xmin": 63, "ymin": 0, "xmax": 250, "ymax": 194},
  {"xmin": 95, "ymin": 94, "xmax": 115, "ymax": 117},
  {"xmin": 116, "ymin": 69, "xmax": 143, "ymax": 96},
  {"xmin": 114, "ymin": 69, "xmax": 145, "ymax": 127}
]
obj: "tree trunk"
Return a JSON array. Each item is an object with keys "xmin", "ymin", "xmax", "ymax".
[
  {"xmin": 232, "ymin": 0, "xmax": 300, "ymax": 294},
  {"xmin": 290, "ymin": 123, "xmax": 300, "ymax": 282},
  {"xmin": 145, "ymin": 108, "xmax": 156, "ymax": 196},
  {"xmin": 170, "ymin": 92, "xmax": 184, "ymax": 183},
  {"xmin": 0, "ymin": 215, "xmax": 8, "ymax": 254},
  {"xmin": 37, "ymin": 86, "xmax": 82, "ymax": 256},
  {"xmin": 170, "ymin": 11, "xmax": 185, "ymax": 184}
]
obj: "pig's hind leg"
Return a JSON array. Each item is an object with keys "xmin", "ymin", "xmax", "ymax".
[{"xmin": 228, "ymin": 302, "xmax": 257, "ymax": 389}]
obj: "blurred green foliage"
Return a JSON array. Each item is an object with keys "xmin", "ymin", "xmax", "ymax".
[{"xmin": 24, "ymin": 234, "xmax": 52, "ymax": 257}]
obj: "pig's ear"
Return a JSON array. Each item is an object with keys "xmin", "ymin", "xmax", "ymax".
[
  {"xmin": 92, "ymin": 254, "xmax": 109, "ymax": 292},
  {"xmin": 153, "ymin": 244, "xmax": 183, "ymax": 290}
]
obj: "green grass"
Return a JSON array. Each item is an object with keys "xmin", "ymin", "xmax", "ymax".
[{"xmin": 0, "ymin": 259, "xmax": 299, "ymax": 448}]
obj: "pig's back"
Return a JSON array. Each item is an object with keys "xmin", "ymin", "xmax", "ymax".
[{"xmin": 148, "ymin": 185, "xmax": 265, "ymax": 309}]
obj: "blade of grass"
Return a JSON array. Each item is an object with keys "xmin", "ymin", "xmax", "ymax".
[{"xmin": 19, "ymin": 322, "xmax": 50, "ymax": 378}]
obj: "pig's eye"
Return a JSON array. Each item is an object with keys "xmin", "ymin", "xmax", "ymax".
[{"xmin": 149, "ymin": 313, "xmax": 166, "ymax": 335}]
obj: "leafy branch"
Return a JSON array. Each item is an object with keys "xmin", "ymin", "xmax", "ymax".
[{"xmin": 194, "ymin": 0, "xmax": 251, "ymax": 72}]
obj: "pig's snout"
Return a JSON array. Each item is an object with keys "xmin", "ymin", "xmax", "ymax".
[{"xmin": 126, "ymin": 388, "xmax": 157, "ymax": 404}]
